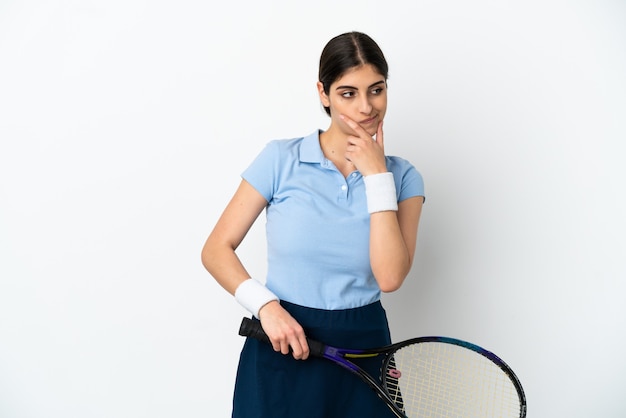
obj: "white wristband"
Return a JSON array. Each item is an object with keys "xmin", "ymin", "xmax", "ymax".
[
  {"xmin": 363, "ymin": 172, "xmax": 398, "ymax": 213},
  {"xmin": 234, "ymin": 278, "xmax": 279, "ymax": 318}
]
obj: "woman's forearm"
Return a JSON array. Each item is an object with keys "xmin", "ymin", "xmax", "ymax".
[{"xmin": 369, "ymin": 196, "xmax": 422, "ymax": 292}]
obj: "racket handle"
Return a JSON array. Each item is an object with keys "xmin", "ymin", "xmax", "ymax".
[
  {"xmin": 239, "ymin": 317, "xmax": 272, "ymax": 344},
  {"xmin": 238, "ymin": 317, "xmax": 326, "ymax": 358}
]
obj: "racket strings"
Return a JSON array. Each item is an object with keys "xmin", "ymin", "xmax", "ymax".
[
  {"xmin": 384, "ymin": 342, "xmax": 522, "ymax": 417},
  {"xmin": 385, "ymin": 356, "xmax": 405, "ymax": 412}
]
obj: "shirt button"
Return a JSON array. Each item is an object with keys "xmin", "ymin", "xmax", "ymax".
[{"xmin": 341, "ymin": 185, "xmax": 347, "ymax": 191}]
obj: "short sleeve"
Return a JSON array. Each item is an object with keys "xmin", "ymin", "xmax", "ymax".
[
  {"xmin": 241, "ymin": 140, "xmax": 280, "ymax": 202},
  {"xmin": 399, "ymin": 165, "xmax": 425, "ymax": 202},
  {"xmin": 388, "ymin": 157, "xmax": 425, "ymax": 203}
]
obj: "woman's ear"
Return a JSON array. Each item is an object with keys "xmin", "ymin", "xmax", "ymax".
[{"xmin": 317, "ymin": 81, "xmax": 330, "ymax": 107}]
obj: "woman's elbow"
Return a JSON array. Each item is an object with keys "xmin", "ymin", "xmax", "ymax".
[
  {"xmin": 376, "ymin": 272, "xmax": 407, "ymax": 293},
  {"xmin": 379, "ymin": 282, "xmax": 402, "ymax": 293},
  {"xmin": 374, "ymin": 261, "xmax": 412, "ymax": 293},
  {"xmin": 201, "ymin": 238, "xmax": 219, "ymax": 272}
]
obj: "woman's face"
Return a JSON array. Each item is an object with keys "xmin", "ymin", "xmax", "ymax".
[{"xmin": 318, "ymin": 64, "xmax": 387, "ymax": 137}]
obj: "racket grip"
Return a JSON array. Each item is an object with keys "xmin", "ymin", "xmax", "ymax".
[
  {"xmin": 239, "ymin": 317, "xmax": 272, "ymax": 345},
  {"xmin": 307, "ymin": 339, "xmax": 326, "ymax": 358},
  {"xmin": 238, "ymin": 317, "xmax": 326, "ymax": 358}
]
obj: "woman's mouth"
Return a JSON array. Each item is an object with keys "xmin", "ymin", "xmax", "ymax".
[{"xmin": 359, "ymin": 116, "xmax": 377, "ymax": 125}]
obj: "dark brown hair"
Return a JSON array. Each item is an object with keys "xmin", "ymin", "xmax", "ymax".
[{"xmin": 318, "ymin": 32, "xmax": 389, "ymax": 116}]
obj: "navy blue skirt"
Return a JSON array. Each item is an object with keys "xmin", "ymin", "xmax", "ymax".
[{"xmin": 232, "ymin": 300, "xmax": 397, "ymax": 418}]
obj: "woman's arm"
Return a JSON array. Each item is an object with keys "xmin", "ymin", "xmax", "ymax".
[
  {"xmin": 201, "ymin": 179, "xmax": 267, "ymax": 294},
  {"xmin": 369, "ymin": 196, "xmax": 423, "ymax": 292},
  {"xmin": 201, "ymin": 179, "xmax": 309, "ymax": 359},
  {"xmin": 341, "ymin": 116, "xmax": 424, "ymax": 292}
]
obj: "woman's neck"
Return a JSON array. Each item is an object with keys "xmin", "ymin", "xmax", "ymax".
[{"xmin": 319, "ymin": 129, "xmax": 355, "ymax": 177}]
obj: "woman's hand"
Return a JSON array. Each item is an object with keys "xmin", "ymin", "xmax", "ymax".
[
  {"xmin": 258, "ymin": 301, "xmax": 310, "ymax": 360},
  {"xmin": 340, "ymin": 115, "xmax": 388, "ymax": 176}
]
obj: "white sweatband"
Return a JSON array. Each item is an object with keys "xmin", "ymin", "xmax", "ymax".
[
  {"xmin": 363, "ymin": 172, "xmax": 398, "ymax": 213},
  {"xmin": 234, "ymin": 278, "xmax": 279, "ymax": 318}
]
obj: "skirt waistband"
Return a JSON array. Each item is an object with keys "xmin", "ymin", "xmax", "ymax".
[{"xmin": 277, "ymin": 299, "xmax": 390, "ymax": 349}]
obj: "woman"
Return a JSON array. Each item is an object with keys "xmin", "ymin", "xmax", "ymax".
[{"xmin": 202, "ymin": 31, "xmax": 424, "ymax": 417}]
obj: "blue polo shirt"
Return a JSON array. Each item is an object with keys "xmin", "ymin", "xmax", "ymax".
[{"xmin": 242, "ymin": 130, "xmax": 424, "ymax": 310}]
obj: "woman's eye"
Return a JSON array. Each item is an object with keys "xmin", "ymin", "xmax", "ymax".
[
  {"xmin": 371, "ymin": 88, "xmax": 383, "ymax": 95},
  {"xmin": 341, "ymin": 91, "xmax": 355, "ymax": 98}
]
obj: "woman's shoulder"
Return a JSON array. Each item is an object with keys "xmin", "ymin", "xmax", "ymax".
[
  {"xmin": 385, "ymin": 155, "xmax": 425, "ymax": 199},
  {"xmin": 265, "ymin": 131, "xmax": 317, "ymax": 148},
  {"xmin": 385, "ymin": 154, "xmax": 419, "ymax": 173},
  {"xmin": 265, "ymin": 136, "xmax": 304, "ymax": 149},
  {"xmin": 257, "ymin": 130, "xmax": 320, "ymax": 160}
]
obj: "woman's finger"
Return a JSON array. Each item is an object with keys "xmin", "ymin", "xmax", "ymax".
[
  {"xmin": 340, "ymin": 114, "xmax": 370, "ymax": 139},
  {"xmin": 375, "ymin": 120, "xmax": 384, "ymax": 150}
]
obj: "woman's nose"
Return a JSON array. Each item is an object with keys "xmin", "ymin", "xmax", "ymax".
[{"xmin": 359, "ymin": 96, "xmax": 373, "ymax": 114}]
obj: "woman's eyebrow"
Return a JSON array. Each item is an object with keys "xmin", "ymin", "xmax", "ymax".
[{"xmin": 335, "ymin": 80, "xmax": 385, "ymax": 91}]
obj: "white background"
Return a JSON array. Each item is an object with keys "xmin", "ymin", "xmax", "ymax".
[{"xmin": 1, "ymin": 0, "xmax": 625, "ymax": 417}]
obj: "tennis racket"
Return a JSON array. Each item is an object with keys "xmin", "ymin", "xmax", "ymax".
[{"xmin": 239, "ymin": 317, "xmax": 526, "ymax": 418}]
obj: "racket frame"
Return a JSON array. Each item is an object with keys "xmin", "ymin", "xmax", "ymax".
[{"xmin": 238, "ymin": 317, "xmax": 527, "ymax": 418}]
